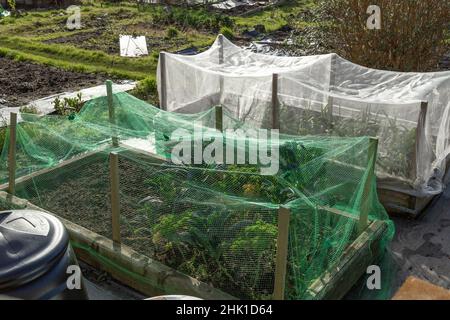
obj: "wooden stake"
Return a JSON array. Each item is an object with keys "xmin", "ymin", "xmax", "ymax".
[
  {"xmin": 412, "ymin": 101, "xmax": 428, "ymax": 182},
  {"xmin": 8, "ymin": 112, "xmax": 17, "ymax": 195},
  {"xmin": 106, "ymin": 80, "xmax": 119, "ymax": 147},
  {"xmin": 109, "ymin": 152, "xmax": 121, "ymax": 244},
  {"xmin": 159, "ymin": 52, "xmax": 167, "ymax": 111},
  {"xmin": 272, "ymin": 73, "xmax": 280, "ymax": 130},
  {"xmin": 218, "ymin": 34, "xmax": 224, "ymax": 64},
  {"xmin": 273, "ymin": 206, "xmax": 290, "ymax": 300},
  {"xmin": 327, "ymin": 54, "xmax": 337, "ymax": 122},
  {"xmin": 215, "ymin": 105, "xmax": 223, "ymax": 132},
  {"xmin": 357, "ymin": 137, "xmax": 378, "ymax": 234}
]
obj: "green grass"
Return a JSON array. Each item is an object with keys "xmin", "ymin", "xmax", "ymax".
[
  {"xmin": 0, "ymin": 36, "xmax": 155, "ymax": 79},
  {"xmin": 234, "ymin": 0, "xmax": 316, "ymax": 32},
  {"xmin": 0, "ymin": 0, "xmax": 314, "ymax": 83}
]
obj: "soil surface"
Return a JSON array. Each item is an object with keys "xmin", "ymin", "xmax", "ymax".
[
  {"xmin": 20, "ymin": 153, "xmax": 157, "ymax": 254},
  {"xmin": 0, "ymin": 57, "xmax": 105, "ymax": 108}
]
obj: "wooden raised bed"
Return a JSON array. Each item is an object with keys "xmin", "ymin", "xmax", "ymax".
[
  {"xmin": 0, "ymin": 143, "xmax": 389, "ymax": 300},
  {"xmin": 163, "ymin": 72, "xmax": 436, "ymax": 217},
  {"xmin": 0, "ymin": 188, "xmax": 388, "ymax": 300}
]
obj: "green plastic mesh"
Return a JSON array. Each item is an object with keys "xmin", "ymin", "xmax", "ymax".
[{"xmin": 0, "ymin": 91, "xmax": 394, "ymax": 299}]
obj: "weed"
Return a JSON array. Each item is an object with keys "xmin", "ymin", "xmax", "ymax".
[
  {"xmin": 166, "ymin": 27, "xmax": 179, "ymax": 39},
  {"xmin": 130, "ymin": 76, "xmax": 158, "ymax": 105},
  {"xmin": 150, "ymin": 6, "xmax": 233, "ymax": 32},
  {"xmin": 19, "ymin": 104, "xmax": 38, "ymax": 114},
  {"xmin": 53, "ymin": 92, "xmax": 84, "ymax": 116},
  {"xmin": 219, "ymin": 26, "xmax": 234, "ymax": 40}
]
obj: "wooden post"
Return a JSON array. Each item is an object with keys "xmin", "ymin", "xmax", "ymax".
[
  {"xmin": 8, "ymin": 112, "xmax": 17, "ymax": 196},
  {"xmin": 159, "ymin": 52, "xmax": 167, "ymax": 111},
  {"xmin": 218, "ymin": 34, "xmax": 224, "ymax": 64},
  {"xmin": 215, "ymin": 106, "xmax": 223, "ymax": 132},
  {"xmin": 273, "ymin": 206, "xmax": 290, "ymax": 300},
  {"xmin": 218, "ymin": 34, "xmax": 224, "ymax": 97},
  {"xmin": 272, "ymin": 73, "xmax": 280, "ymax": 130},
  {"xmin": 357, "ymin": 137, "xmax": 378, "ymax": 234},
  {"xmin": 106, "ymin": 80, "xmax": 119, "ymax": 147},
  {"xmin": 327, "ymin": 54, "xmax": 336, "ymax": 122},
  {"xmin": 109, "ymin": 152, "xmax": 121, "ymax": 244},
  {"xmin": 412, "ymin": 101, "xmax": 428, "ymax": 182}
]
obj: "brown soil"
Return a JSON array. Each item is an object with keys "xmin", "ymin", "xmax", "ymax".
[
  {"xmin": 0, "ymin": 56, "xmax": 105, "ymax": 108},
  {"xmin": 18, "ymin": 154, "xmax": 157, "ymax": 255}
]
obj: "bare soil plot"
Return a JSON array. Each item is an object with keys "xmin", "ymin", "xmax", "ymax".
[{"xmin": 0, "ymin": 56, "xmax": 105, "ymax": 107}]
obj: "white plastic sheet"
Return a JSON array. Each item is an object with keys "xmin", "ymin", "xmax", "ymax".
[
  {"xmin": 157, "ymin": 35, "xmax": 450, "ymax": 199},
  {"xmin": 120, "ymin": 35, "xmax": 148, "ymax": 57}
]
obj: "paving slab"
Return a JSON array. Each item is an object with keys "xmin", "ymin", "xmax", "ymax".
[{"xmin": 392, "ymin": 276, "xmax": 450, "ymax": 300}]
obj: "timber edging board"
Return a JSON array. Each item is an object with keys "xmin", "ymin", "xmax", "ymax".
[{"xmin": 306, "ymin": 220, "xmax": 388, "ymax": 299}]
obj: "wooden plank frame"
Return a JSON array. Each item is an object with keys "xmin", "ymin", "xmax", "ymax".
[{"xmin": 0, "ymin": 147, "xmax": 389, "ymax": 300}]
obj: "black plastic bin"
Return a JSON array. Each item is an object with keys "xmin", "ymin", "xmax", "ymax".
[{"xmin": 0, "ymin": 210, "xmax": 88, "ymax": 300}]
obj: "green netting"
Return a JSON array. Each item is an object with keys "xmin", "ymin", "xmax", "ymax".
[{"xmin": 0, "ymin": 91, "xmax": 394, "ymax": 299}]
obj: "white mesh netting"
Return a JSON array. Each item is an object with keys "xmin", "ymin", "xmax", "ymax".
[{"xmin": 157, "ymin": 35, "xmax": 450, "ymax": 201}]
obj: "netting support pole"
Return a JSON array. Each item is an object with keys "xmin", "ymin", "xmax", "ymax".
[
  {"xmin": 106, "ymin": 80, "xmax": 119, "ymax": 147},
  {"xmin": 215, "ymin": 106, "xmax": 223, "ymax": 132},
  {"xmin": 412, "ymin": 101, "xmax": 428, "ymax": 182},
  {"xmin": 160, "ymin": 52, "xmax": 167, "ymax": 111},
  {"xmin": 327, "ymin": 54, "xmax": 336, "ymax": 122},
  {"xmin": 357, "ymin": 137, "xmax": 378, "ymax": 235},
  {"xmin": 109, "ymin": 152, "xmax": 121, "ymax": 244},
  {"xmin": 273, "ymin": 206, "xmax": 290, "ymax": 300},
  {"xmin": 218, "ymin": 34, "xmax": 224, "ymax": 98},
  {"xmin": 8, "ymin": 112, "xmax": 17, "ymax": 196},
  {"xmin": 272, "ymin": 73, "xmax": 280, "ymax": 130}
]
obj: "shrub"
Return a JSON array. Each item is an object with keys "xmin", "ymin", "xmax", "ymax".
[
  {"xmin": 220, "ymin": 26, "xmax": 234, "ymax": 40},
  {"xmin": 130, "ymin": 77, "xmax": 158, "ymax": 105},
  {"xmin": 19, "ymin": 104, "xmax": 38, "ymax": 114},
  {"xmin": 150, "ymin": 6, "xmax": 233, "ymax": 32},
  {"xmin": 53, "ymin": 93, "xmax": 83, "ymax": 116},
  {"xmin": 166, "ymin": 27, "xmax": 179, "ymax": 39},
  {"xmin": 322, "ymin": 0, "xmax": 450, "ymax": 71}
]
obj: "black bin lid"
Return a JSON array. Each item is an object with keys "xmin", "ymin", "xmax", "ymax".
[{"xmin": 0, "ymin": 210, "xmax": 69, "ymax": 290}]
